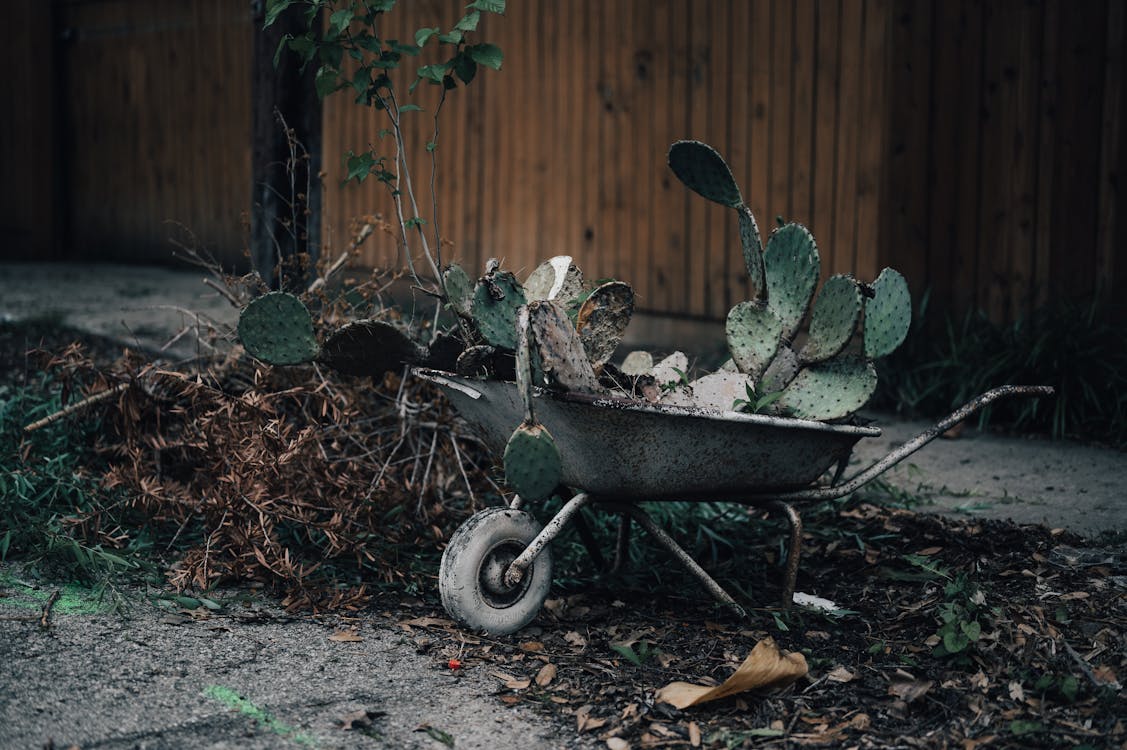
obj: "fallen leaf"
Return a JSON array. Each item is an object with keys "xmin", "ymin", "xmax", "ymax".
[
  {"xmin": 793, "ymin": 592, "xmax": 839, "ymax": 612},
  {"xmin": 520, "ymin": 641, "xmax": 545, "ymax": 652},
  {"xmin": 916, "ymin": 546, "xmax": 943, "ymax": 555},
  {"xmin": 655, "ymin": 638, "xmax": 808, "ymax": 709},
  {"xmin": 970, "ymin": 671, "xmax": 990, "ymax": 691},
  {"xmin": 847, "ymin": 713, "xmax": 871, "ymax": 730},
  {"xmin": 535, "ymin": 663, "xmax": 558, "ymax": 687},
  {"xmin": 606, "ymin": 738, "xmax": 630, "ymax": 750},
  {"xmin": 1008, "ymin": 681, "xmax": 1024, "ymax": 702},
  {"xmin": 827, "ymin": 666, "xmax": 855, "ymax": 683},
  {"xmin": 506, "ymin": 678, "xmax": 531, "ymax": 690},
  {"xmin": 962, "ymin": 735, "xmax": 996, "ymax": 749},
  {"xmin": 564, "ymin": 631, "xmax": 588, "ymax": 649},
  {"xmin": 399, "ymin": 616, "xmax": 455, "ymax": 629},
  {"xmin": 489, "ymin": 670, "xmax": 519, "ymax": 683},
  {"xmin": 888, "ymin": 676, "xmax": 933, "ymax": 703},
  {"xmin": 688, "ymin": 721, "xmax": 701, "ymax": 747},
  {"xmin": 329, "ymin": 630, "xmax": 364, "ymax": 642},
  {"xmin": 340, "ymin": 709, "xmax": 379, "ymax": 729}
]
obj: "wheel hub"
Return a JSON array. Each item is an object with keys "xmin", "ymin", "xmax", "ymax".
[{"xmin": 478, "ymin": 540, "xmax": 531, "ymax": 608}]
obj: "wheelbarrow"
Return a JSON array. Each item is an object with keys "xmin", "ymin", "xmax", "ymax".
[{"xmin": 417, "ymin": 367, "xmax": 1052, "ymax": 635}]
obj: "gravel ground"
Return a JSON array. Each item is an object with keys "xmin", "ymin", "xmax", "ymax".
[{"xmin": 0, "ymin": 573, "xmax": 581, "ymax": 750}]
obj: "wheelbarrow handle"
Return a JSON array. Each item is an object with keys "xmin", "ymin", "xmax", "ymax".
[{"xmin": 761, "ymin": 384, "xmax": 1055, "ymax": 503}]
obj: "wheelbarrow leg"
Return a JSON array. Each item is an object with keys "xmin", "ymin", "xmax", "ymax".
[
  {"xmin": 621, "ymin": 505, "xmax": 747, "ymax": 619},
  {"xmin": 504, "ymin": 492, "xmax": 592, "ymax": 587},
  {"xmin": 608, "ymin": 514, "xmax": 631, "ymax": 575},
  {"xmin": 764, "ymin": 500, "xmax": 802, "ymax": 611}
]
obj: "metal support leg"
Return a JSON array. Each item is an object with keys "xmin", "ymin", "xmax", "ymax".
[
  {"xmin": 618, "ymin": 504, "xmax": 747, "ymax": 619},
  {"xmin": 608, "ymin": 514, "xmax": 631, "ymax": 575},
  {"xmin": 765, "ymin": 500, "xmax": 802, "ymax": 611},
  {"xmin": 508, "ymin": 495, "xmax": 524, "ymax": 510},
  {"xmin": 504, "ymin": 492, "xmax": 591, "ymax": 587}
]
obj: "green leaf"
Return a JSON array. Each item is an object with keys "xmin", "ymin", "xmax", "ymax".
[
  {"xmin": 454, "ymin": 9, "xmax": 481, "ymax": 31},
  {"xmin": 610, "ymin": 643, "xmax": 643, "ymax": 666},
  {"xmin": 315, "ymin": 65, "xmax": 341, "ymax": 98},
  {"xmin": 264, "ymin": 0, "xmax": 296, "ymax": 27},
  {"xmin": 329, "ymin": 8, "xmax": 353, "ymax": 34},
  {"xmin": 398, "ymin": 104, "xmax": 425, "ymax": 113},
  {"xmin": 453, "ymin": 53, "xmax": 477, "ymax": 84},
  {"xmin": 942, "ymin": 630, "xmax": 969, "ymax": 654},
  {"xmin": 1060, "ymin": 675, "xmax": 1079, "ymax": 702},
  {"xmin": 468, "ymin": 43, "xmax": 503, "ymax": 70},
  {"xmin": 470, "ymin": 0, "xmax": 506, "ymax": 12},
  {"xmin": 287, "ymin": 35, "xmax": 318, "ymax": 65},
  {"xmin": 426, "ymin": 141, "xmax": 438, "ymax": 153},
  {"xmin": 273, "ymin": 34, "xmax": 293, "ymax": 67},
  {"xmin": 405, "ymin": 217, "xmax": 427, "ymax": 229},
  {"xmin": 438, "ymin": 30, "xmax": 464, "ymax": 44},
  {"xmin": 960, "ymin": 620, "xmax": 982, "ymax": 642},
  {"xmin": 415, "ymin": 27, "xmax": 440, "ymax": 46},
  {"xmin": 417, "ymin": 63, "xmax": 449, "ymax": 82},
  {"xmin": 345, "ymin": 151, "xmax": 373, "ymax": 182},
  {"xmin": 1009, "ymin": 720, "xmax": 1043, "ymax": 737}
]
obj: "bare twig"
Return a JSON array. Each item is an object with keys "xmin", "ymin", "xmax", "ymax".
[
  {"xmin": 39, "ymin": 590, "xmax": 61, "ymax": 628},
  {"xmin": 24, "ymin": 383, "xmax": 129, "ymax": 433}
]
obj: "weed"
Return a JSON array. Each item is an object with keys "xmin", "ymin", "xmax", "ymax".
[{"xmin": 876, "ymin": 294, "xmax": 1127, "ymax": 448}]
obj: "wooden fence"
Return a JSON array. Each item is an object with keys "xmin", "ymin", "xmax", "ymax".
[{"xmin": 6, "ymin": 0, "xmax": 1124, "ymax": 322}]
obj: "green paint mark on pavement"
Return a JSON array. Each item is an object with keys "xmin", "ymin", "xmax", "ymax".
[
  {"xmin": 203, "ymin": 684, "xmax": 317, "ymax": 747},
  {"xmin": 0, "ymin": 573, "xmax": 110, "ymax": 615}
]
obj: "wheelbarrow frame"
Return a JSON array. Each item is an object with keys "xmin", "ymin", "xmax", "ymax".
[{"xmin": 419, "ymin": 367, "xmax": 1053, "ymax": 628}]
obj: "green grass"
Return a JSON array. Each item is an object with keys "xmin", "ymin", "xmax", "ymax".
[
  {"xmin": 875, "ymin": 294, "xmax": 1127, "ymax": 448},
  {"xmin": 0, "ymin": 378, "xmax": 151, "ymax": 581}
]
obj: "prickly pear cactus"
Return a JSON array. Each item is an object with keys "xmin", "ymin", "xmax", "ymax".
[
  {"xmin": 725, "ymin": 301, "xmax": 782, "ymax": 379},
  {"xmin": 503, "ymin": 422, "xmax": 563, "ymax": 502},
  {"xmin": 471, "ymin": 269, "xmax": 527, "ymax": 350},
  {"xmin": 524, "ymin": 256, "xmax": 583, "ymax": 303},
  {"xmin": 758, "ymin": 344, "xmax": 799, "ymax": 393},
  {"xmin": 775, "ymin": 358, "xmax": 878, "ymax": 421},
  {"xmin": 320, "ymin": 319, "xmax": 427, "ymax": 377},
  {"xmin": 238, "ymin": 292, "xmax": 320, "ymax": 366},
  {"xmin": 800, "ymin": 275, "xmax": 862, "ymax": 364},
  {"xmin": 738, "ymin": 206, "xmax": 765, "ymax": 298},
  {"xmin": 576, "ymin": 281, "xmax": 635, "ymax": 371},
  {"xmin": 442, "ymin": 263, "xmax": 475, "ymax": 319},
  {"xmin": 864, "ymin": 268, "xmax": 912, "ymax": 359},
  {"xmin": 528, "ymin": 300, "xmax": 604, "ymax": 394},
  {"xmin": 763, "ymin": 223, "xmax": 820, "ymax": 341}
]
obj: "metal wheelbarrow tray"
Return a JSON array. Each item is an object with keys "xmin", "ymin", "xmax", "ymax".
[{"xmin": 417, "ymin": 367, "xmax": 1053, "ymax": 634}]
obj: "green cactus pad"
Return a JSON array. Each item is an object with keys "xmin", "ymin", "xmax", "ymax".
[
  {"xmin": 442, "ymin": 263, "xmax": 475, "ymax": 319},
  {"xmin": 725, "ymin": 301, "xmax": 783, "ymax": 379},
  {"xmin": 319, "ymin": 319, "xmax": 427, "ymax": 376},
  {"xmin": 776, "ymin": 358, "xmax": 877, "ymax": 421},
  {"xmin": 738, "ymin": 206, "xmax": 765, "ymax": 299},
  {"xmin": 528, "ymin": 300, "xmax": 603, "ymax": 394},
  {"xmin": 764, "ymin": 223, "xmax": 820, "ymax": 340},
  {"xmin": 524, "ymin": 256, "xmax": 583, "ymax": 303},
  {"xmin": 238, "ymin": 291, "xmax": 320, "ymax": 366},
  {"xmin": 758, "ymin": 344, "xmax": 799, "ymax": 393},
  {"xmin": 576, "ymin": 281, "xmax": 635, "ymax": 370},
  {"xmin": 667, "ymin": 140, "xmax": 743, "ymax": 208},
  {"xmin": 801, "ymin": 275, "xmax": 862, "ymax": 364},
  {"xmin": 503, "ymin": 421, "xmax": 563, "ymax": 502},
  {"xmin": 864, "ymin": 267, "xmax": 912, "ymax": 359},
  {"xmin": 471, "ymin": 270, "xmax": 527, "ymax": 350}
]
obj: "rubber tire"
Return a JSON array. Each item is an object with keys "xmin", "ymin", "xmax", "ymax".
[{"xmin": 439, "ymin": 508, "xmax": 552, "ymax": 635}]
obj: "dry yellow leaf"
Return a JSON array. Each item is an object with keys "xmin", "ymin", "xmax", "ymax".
[
  {"xmin": 329, "ymin": 630, "xmax": 364, "ymax": 642},
  {"xmin": 654, "ymin": 638, "xmax": 807, "ymax": 709},
  {"xmin": 535, "ymin": 663, "xmax": 558, "ymax": 687}
]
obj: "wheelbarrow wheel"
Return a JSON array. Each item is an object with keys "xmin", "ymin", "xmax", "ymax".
[{"xmin": 439, "ymin": 508, "xmax": 552, "ymax": 635}]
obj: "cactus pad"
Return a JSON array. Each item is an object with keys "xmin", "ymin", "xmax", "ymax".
[
  {"xmin": 738, "ymin": 206, "xmax": 765, "ymax": 299},
  {"xmin": 620, "ymin": 351, "xmax": 654, "ymax": 377},
  {"xmin": 651, "ymin": 351, "xmax": 689, "ymax": 388},
  {"xmin": 576, "ymin": 281, "xmax": 635, "ymax": 370},
  {"xmin": 443, "ymin": 263, "xmax": 475, "ymax": 319},
  {"xmin": 726, "ymin": 301, "xmax": 783, "ymax": 379},
  {"xmin": 503, "ymin": 421, "xmax": 563, "ymax": 502},
  {"xmin": 319, "ymin": 319, "xmax": 427, "ymax": 376},
  {"xmin": 528, "ymin": 300, "xmax": 603, "ymax": 394},
  {"xmin": 667, "ymin": 140, "xmax": 744, "ymax": 208},
  {"xmin": 514, "ymin": 306, "xmax": 534, "ymax": 419},
  {"xmin": 471, "ymin": 270, "xmax": 527, "ymax": 350},
  {"xmin": 524, "ymin": 256, "xmax": 583, "ymax": 303},
  {"xmin": 776, "ymin": 358, "xmax": 877, "ymax": 421},
  {"xmin": 864, "ymin": 267, "xmax": 912, "ymax": 359},
  {"xmin": 764, "ymin": 223, "xmax": 820, "ymax": 340},
  {"xmin": 238, "ymin": 292, "xmax": 320, "ymax": 366},
  {"xmin": 758, "ymin": 344, "xmax": 799, "ymax": 393},
  {"xmin": 800, "ymin": 275, "xmax": 862, "ymax": 364},
  {"xmin": 456, "ymin": 344, "xmax": 496, "ymax": 378},
  {"xmin": 660, "ymin": 370, "xmax": 752, "ymax": 412}
]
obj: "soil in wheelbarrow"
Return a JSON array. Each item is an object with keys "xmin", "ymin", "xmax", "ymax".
[{"xmin": 391, "ymin": 499, "xmax": 1126, "ymax": 749}]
